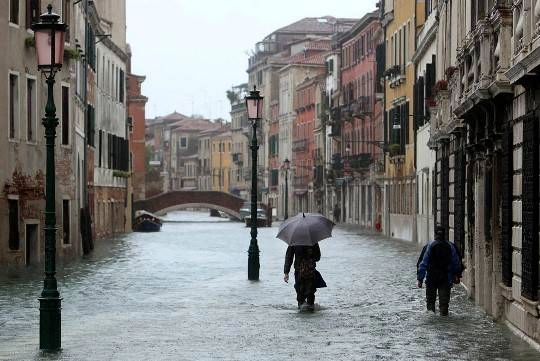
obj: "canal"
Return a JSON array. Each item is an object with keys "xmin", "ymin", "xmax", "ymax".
[{"xmin": 0, "ymin": 210, "xmax": 538, "ymax": 360}]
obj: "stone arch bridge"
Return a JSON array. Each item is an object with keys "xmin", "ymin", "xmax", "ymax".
[{"xmin": 133, "ymin": 191, "xmax": 248, "ymax": 220}]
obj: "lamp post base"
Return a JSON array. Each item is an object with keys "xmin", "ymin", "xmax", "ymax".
[
  {"xmin": 39, "ymin": 296, "xmax": 62, "ymax": 350},
  {"xmin": 248, "ymin": 244, "xmax": 260, "ymax": 281}
]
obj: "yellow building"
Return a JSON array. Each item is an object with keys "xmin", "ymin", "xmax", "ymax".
[
  {"xmin": 381, "ymin": 0, "xmax": 424, "ymax": 241},
  {"xmin": 211, "ymin": 131, "xmax": 233, "ymax": 192}
]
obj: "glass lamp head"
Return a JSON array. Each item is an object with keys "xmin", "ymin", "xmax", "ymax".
[
  {"xmin": 31, "ymin": 4, "xmax": 68, "ymax": 71},
  {"xmin": 245, "ymin": 86, "xmax": 264, "ymax": 120}
]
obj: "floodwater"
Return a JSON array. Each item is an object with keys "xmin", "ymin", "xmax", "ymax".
[{"xmin": 0, "ymin": 210, "xmax": 538, "ymax": 360}]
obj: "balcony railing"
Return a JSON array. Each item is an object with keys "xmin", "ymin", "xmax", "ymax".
[
  {"xmin": 232, "ymin": 153, "xmax": 243, "ymax": 164},
  {"xmin": 292, "ymin": 139, "xmax": 307, "ymax": 151},
  {"xmin": 346, "ymin": 153, "xmax": 373, "ymax": 170},
  {"xmin": 293, "ymin": 175, "xmax": 310, "ymax": 188},
  {"xmin": 452, "ymin": 5, "xmax": 512, "ymax": 118}
]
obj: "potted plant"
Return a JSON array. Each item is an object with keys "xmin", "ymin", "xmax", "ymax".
[
  {"xmin": 432, "ymin": 79, "xmax": 448, "ymax": 95},
  {"xmin": 25, "ymin": 36, "xmax": 35, "ymax": 48},
  {"xmin": 388, "ymin": 143, "xmax": 402, "ymax": 157},
  {"xmin": 64, "ymin": 47, "xmax": 80, "ymax": 60},
  {"xmin": 445, "ymin": 66, "xmax": 458, "ymax": 80}
]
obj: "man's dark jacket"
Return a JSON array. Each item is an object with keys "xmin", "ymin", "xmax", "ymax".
[
  {"xmin": 417, "ymin": 240, "xmax": 461, "ymax": 288},
  {"xmin": 284, "ymin": 244, "xmax": 321, "ymax": 274}
]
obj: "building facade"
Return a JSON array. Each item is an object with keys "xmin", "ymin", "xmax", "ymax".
[
  {"xmin": 335, "ymin": 11, "xmax": 384, "ymax": 229},
  {"xmin": 127, "ymin": 45, "xmax": 148, "ymax": 202},
  {"xmin": 91, "ymin": 0, "xmax": 130, "ymax": 239},
  {"xmin": 292, "ymin": 76, "xmax": 319, "ymax": 213},
  {"xmin": 381, "ymin": 0, "xmax": 424, "ymax": 241},
  {"xmin": 247, "ymin": 17, "xmax": 357, "ymax": 220},
  {"xmin": 1, "ymin": 0, "xmax": 81, "ymax": 266},
  {"xmin": 211, "ymin": 130, "xmax": 232, "ymax": 192},
  {"xmin": 412, "ymin": 1, "xmax": 437, "ymax": 246},
  {"xmin": 229, "ymin": 85, "xmax": 250, "ymax": 200}
]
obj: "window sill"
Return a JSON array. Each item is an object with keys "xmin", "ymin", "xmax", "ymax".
[
  {"xmin": 9, "ymin": 22, "xmax": 20, "ymax": 29},
  {"xmin": 62, "ymin": 243, "xmax": 72, "ymax": 248},
  {"xmin": 8, "ymin": 138, "xmax": 19, "ymax": 143},
  {"xmin": 26, "ymin": 140, "xmax": 37, "ymax": 145}
]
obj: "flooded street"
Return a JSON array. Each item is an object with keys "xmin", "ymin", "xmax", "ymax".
[{"xmin": 0, "ymin": 211, "xmax": 538, "ymax": 360}]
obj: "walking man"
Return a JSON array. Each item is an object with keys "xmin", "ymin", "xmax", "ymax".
[
  {"xmin": 417, "ymin": 226, "xmax": 461, "ymax": 316},
  {"xmin": 333, "ymin": 204, "xmax": 341, "ymax": 223}
]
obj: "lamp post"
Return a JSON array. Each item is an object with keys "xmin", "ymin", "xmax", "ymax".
[
  {"xmin": 245, "ymin": 86, "xmax": 263, "ymax": 281},
  {"xmin": 31, "ymin": 4, "xmax": 68, "ymax": 351},
  {"xmin": 282, "ymin": 158, "xmax": 290, "ymax": 220}
]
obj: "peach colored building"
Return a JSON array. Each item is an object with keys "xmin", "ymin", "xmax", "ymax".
[{"xmin": 127, "ymin": 46, "xmax": 148, "ymax": 201}]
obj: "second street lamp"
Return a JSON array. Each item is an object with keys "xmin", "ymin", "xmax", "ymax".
[
  {"xmin": 282, "ymin": 158, "xmax": 290, "ymax": 220},
  {"xmin": 31, "ymin": 4, "xmax": 68, "ymax": 351},
  {"xmin": 245, "ymin": 86, "xmax": 263, "ymax": 281}
]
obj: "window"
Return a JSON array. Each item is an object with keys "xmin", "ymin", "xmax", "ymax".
[
  {"xmin": 119, "ymin": 69, "xmax": 125, "ymax": 104},
  {"xmin": 270, "ymin": 169, "xmax": 279, "ymax": 186},
  {"xmin": 9, "ymin": 73, "xmax": 19, "ymax": 139},
  {"xmin": 98, "ymin": 130, "xmax": 103, "ymax": 167},
  {"xmin": 26, "ymin": 0, "xmax": 40, "ymax": 29},
  {"xmin": 26, "ymin": 77, "xmax": 36, "ymax": 142},
  {"xmin": 62, "ymin": 85, "xmax": 69, "ymax": 145},
  {"xmin": 10, "ymin": 0, "xmax": 19, "ymax": 25},
  {"xmin": 87, "ymin": 105, "xmax": 95, "ymax": 146},
  {"xmin": 107, "ymin": 133, "xmax": 112, "ymax": 168},
  {"xmin": 8, "ymin": 199, "xmax": 20, "ymax": 250},
  {"xmin": 62, "ymin": 199, "xmax": 70, "ymax": 244},
  {"xmin": 62, "ymin": 0, "xmax": 70, "ymax": 41},
  {"xmin": 180, "ymin": 137, "xmax": 188, "ymax": 148}
]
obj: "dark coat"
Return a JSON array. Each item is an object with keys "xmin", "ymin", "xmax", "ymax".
[
  {"xmin": 284, "ymin": 244, "xmax": 321, "ymax": 274},
  {"xmin": 417, "ymin": 239, "xmax": 462, "ymax": 288},
  {"xmin": 284, "ymin": 244, "xmax": 322, "ymax": 298}
]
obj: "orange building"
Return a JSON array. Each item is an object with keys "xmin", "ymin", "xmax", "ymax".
[
  {"xmin": 292, "ymin": 76, "xmax": 323, "ymax": 213},
  {"xmin": 127, "ymin": 46, "xmax": 148, "ymax": 201}
]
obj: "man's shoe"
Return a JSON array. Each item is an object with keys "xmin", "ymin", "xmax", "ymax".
[{"xmin": 427, "ymin": 305, "xmax": 435, "ymax": 313}]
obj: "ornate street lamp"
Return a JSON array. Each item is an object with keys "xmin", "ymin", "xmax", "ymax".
[
  {"xmin": 32, "ymin": 4, "xmax": 68, "ymax": 351},
  {"xmin": 245, "ymin": 86, "xmax": 263, "ymax": 281},
  {"xmin": 282, "ymin": 158, "xmax": 290, "ymax": 220}
]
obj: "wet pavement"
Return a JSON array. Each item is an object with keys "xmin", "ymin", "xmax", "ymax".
[{"xmin": 0, "ymin": 210, "xmax": 539, "ymax": 360}]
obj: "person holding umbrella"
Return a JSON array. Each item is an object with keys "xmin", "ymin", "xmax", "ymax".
[{"xmin": 278, "ymin": 213, "xmax": 335, "ymax": 311}]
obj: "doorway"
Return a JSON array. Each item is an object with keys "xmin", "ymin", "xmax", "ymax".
[{"xmin": 25, "ymin": 223, "xmax": 39, "ymax": 265}]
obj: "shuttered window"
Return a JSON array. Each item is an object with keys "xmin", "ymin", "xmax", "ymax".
[
  {"xmin": 8, "ymin": 199, "xmax": 20, "ymax": 250},
  {"xmin": 26, "ymin": 0, "xmax": 40, "ymax": 29}
]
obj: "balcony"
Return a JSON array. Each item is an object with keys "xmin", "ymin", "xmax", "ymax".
[
  {"xmin": 347, "ymin": 153, "xmax": 373, "ymax": 170},
  {"xmin": 454, "ymin": 6, "xmax": 513, "ymax": 118},
  {"xmin": 507, "ymin": 1, "xmax": 540, "ymax": 84},
  {"xmin": 349, "ymin": 96, "xmax": 371, "ymax": 117},
  {"xmin": 329, "ymin": 121, "xmax": 341, "ymax": 137},
  {"xmin": 293, "ymin": 175, "xmax": 309, "ymax": 188},
  {"xmin": 384, "ymin": 65, "xmax": 405, "ymax": 88},
  {"xmin": 232, "ymin": 153, "xmax": 243, "ymax": 164},
  {"xmin": 292, "ymin": 139, "xmax": 307, "ymax": 151}
]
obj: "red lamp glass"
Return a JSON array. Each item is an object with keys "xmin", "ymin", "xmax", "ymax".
[
  {"xmin": 31, "ymin": 5, "xmax": 68, "ymax": 71},
  {"xmin": 245, "ymin": 86, "xmax": 264, "ymax": 120}
]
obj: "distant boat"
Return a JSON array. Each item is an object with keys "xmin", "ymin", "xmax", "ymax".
[{"xmin": 133, "ymin": 210, "xmax": 162, "ymax": 232}]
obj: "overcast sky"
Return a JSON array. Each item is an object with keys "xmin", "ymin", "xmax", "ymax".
[{"xmin": 126, "ymin": 0, "xmax": 377, "ymax": 121}]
